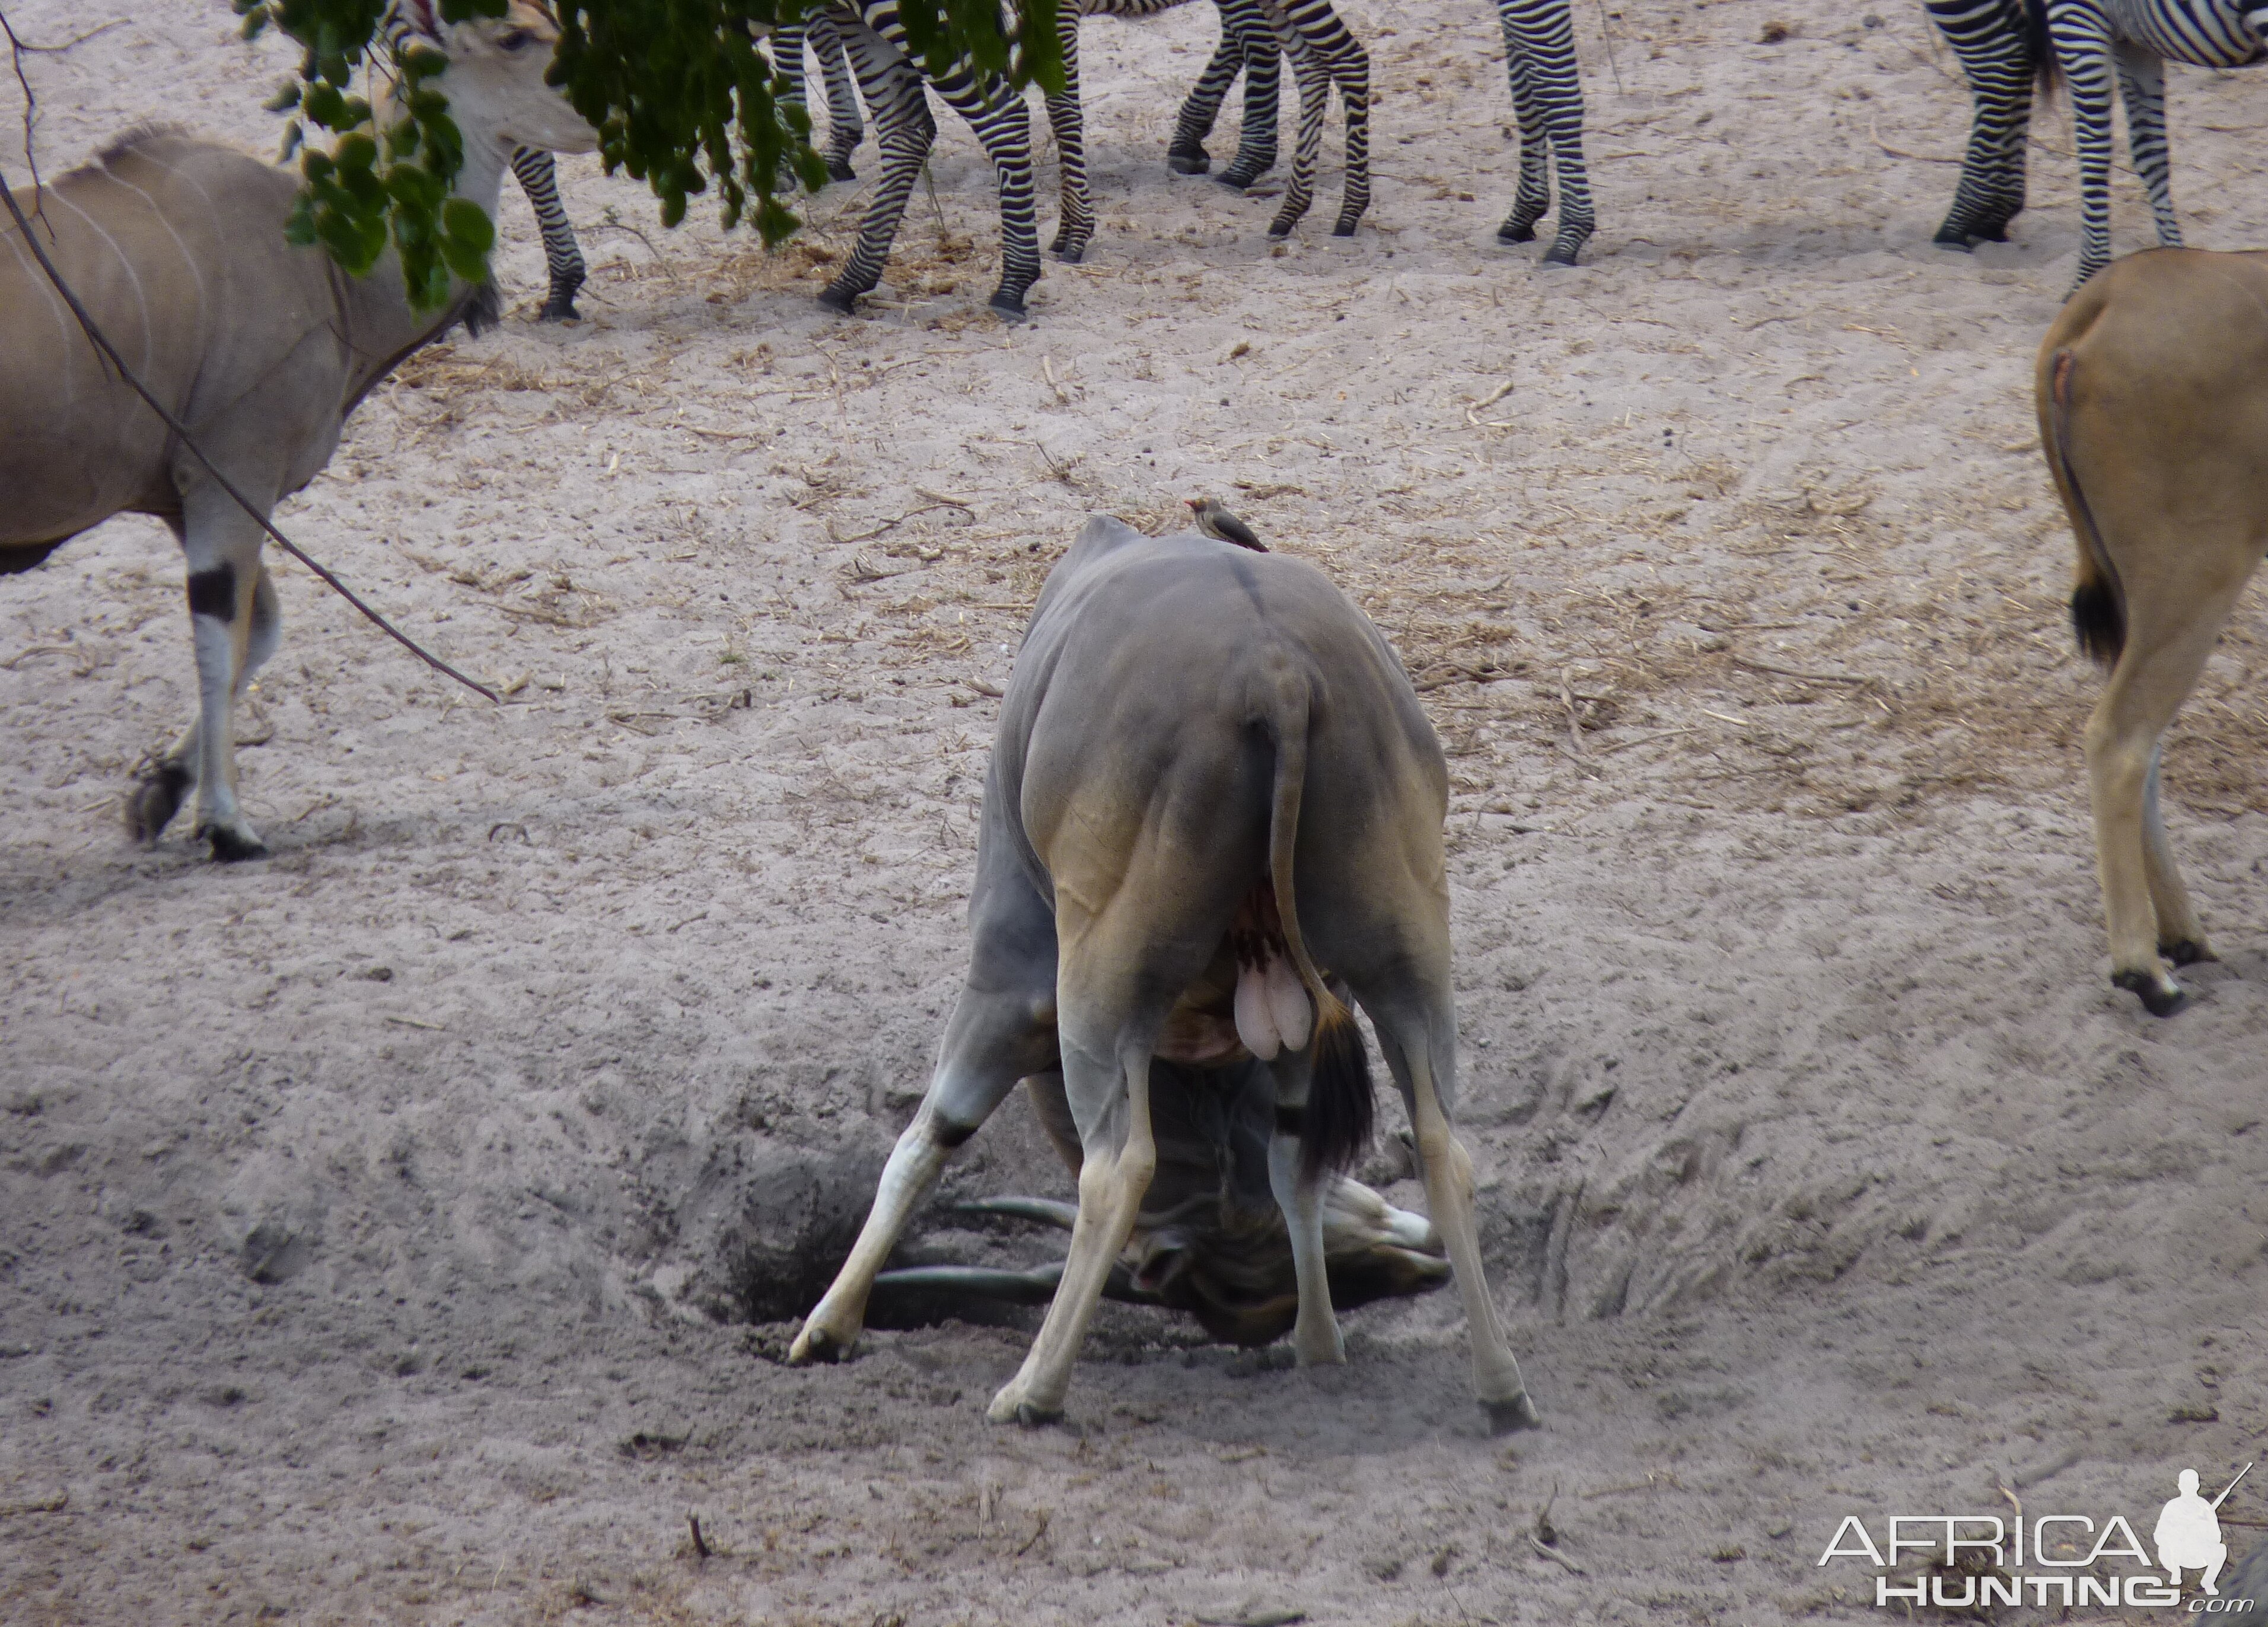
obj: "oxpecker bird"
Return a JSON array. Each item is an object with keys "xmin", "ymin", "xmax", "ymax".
[{"xmin": 1187, "ymin": 496, "xmax": 1266, "ymax": 552}]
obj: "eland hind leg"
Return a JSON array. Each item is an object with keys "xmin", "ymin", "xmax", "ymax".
[
  {"xmin": 2084, "ymin": 568, "xmax": 2250, "ymax": 1015},
  {"xmin": 790, "ymin": 874, "xmax": 1058, "ymax": 1362}
]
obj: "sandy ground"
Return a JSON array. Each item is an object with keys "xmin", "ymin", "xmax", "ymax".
[{"xmin": 5, "ymin": 1, "xmax": 2268, "ymax": 1622}]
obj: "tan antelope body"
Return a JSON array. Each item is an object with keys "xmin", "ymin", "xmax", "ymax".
[
  {"xmin": 791, "ymin": 517, "xmax": 1539, "ymax": 1432},
  {"xmin": 2037, "ymin": 248, "xmax": 2268, "ymax": 1015},
  {"xmin": 0, "ymin": 2, "xmax": 594, "ymax": 859}
]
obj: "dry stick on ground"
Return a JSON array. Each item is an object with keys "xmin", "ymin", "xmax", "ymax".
[
  {"xmin": 687, "ymin": 1514, "xmax": 711, "ymax": 1560},
  {"xmin": 0, "ymin": 155, "xmax": 498, "ymax": 702}
]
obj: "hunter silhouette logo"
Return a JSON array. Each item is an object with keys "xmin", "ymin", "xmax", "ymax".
[{"xmin": 2158, "ymin": 1466, "xmax": 2250, "ymax": 1596}]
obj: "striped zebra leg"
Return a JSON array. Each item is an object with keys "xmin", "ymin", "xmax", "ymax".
[
  {"xmin": 1045, "ymin": 0, "xmax": 1095, "ymax": 261},
  {"xmin": 824, "ymin": 9, "xmax": 1043, "ymax": 317},
  {"xmin": 1924, "ymin": 0, "xmax": 2036, "ymax": 247},
  {"xmin": 1494, "ymin": 22, "xmax": 1554, "ymax": 244},
  {"xmin": 1219, "ymin": 17, "xmax": 1285, "ymax": 189},
  {"xmin": 2047, "ymin": 1, "xmax": 2121, "ymax": 284},
  {"xmin": 510, "ymin": 146, "xmax": 587, "ymax": 321},
  {"xmin": 1497, "ymin": 0, "xmax": 1591, "ymax": 263},
  {"xmin": 2114, "ymin": 43, "xmax": 2183, "ymax": 249},
  {"xmin": 1169, "ymin": 18, "xmax": 1244, "ymax": 172},
  {"xmin": 1256, "ymin": 0, "xmax": 1369, "ymax": 237},
  {"xmin": 822, "ymin": 20, "xmax": 938, "ymax": 313},
  {"xmin": 811, "ymin": 11, "xmax": 867, "ymax": 181}
]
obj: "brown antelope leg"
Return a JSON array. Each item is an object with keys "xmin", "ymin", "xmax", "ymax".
[
  {"xmin": 789, "ymin": 981, "xmax": 1049, "ymax": 1363},
  {"xmin": 2084, "ymin": 578, "xmax": 2244, "ymax": 1015},
  {"xmin": 987, "ymin": 1036, "xmax": 1155, "ymax": 1424},
  {"xmin": 1266, "ymin": 1050, "xmax": 1345, "ymax": 1367},
  {"xmin": 2139, "ymin": 753, "xmax": 2212, "ymax": 965},
  {"xmin": 1375, "ymin": 1020, "xmax": 1537, "ymax": 1432}
]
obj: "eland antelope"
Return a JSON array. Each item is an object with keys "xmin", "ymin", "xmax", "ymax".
[
  {"xmin": 791, "ymin": 515, "xmax": 1541, "ymax": 1432},
  {"xmin": 2037, "ymin": 248, "xmax": 2268, "ymax": 1015},
  {"xmin": 0, "ymin": 0, "xmax": 595, "ymax": 859}
]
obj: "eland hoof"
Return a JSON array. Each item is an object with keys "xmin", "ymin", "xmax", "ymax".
[
  {"xmin": 2113, "ymin": 967, "xmax": 2187, "ymax": 1018},
  {"xmin": 2163, "ymin": 938, "xmax": 2213, "ymax": 967},
  {"xmin": 126, "ymin": 763, "xmax": 193, "ymax": 843},
  {"xmin": 1485, "ymin": 1392, "xmax": 1543, "ymax": 1435},
  {"xmin": 788, "ymin": 1321, "xmax": 853, "ymax": 1365},
  {"xmin": 200, "ymin": 824, "xmax": 269, "ymax": 864}
]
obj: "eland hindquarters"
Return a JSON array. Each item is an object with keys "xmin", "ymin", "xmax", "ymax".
[{"xmin": 790, "ymin": 515, "xmax": 1540, "ymax": 1432}]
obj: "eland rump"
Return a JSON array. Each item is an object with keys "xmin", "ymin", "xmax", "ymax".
[
  {"xmin": 0, "ymin": 1, "xmax": 595, "ymax": 859},
  {"xmin": 791, "ymin": 514, "xmax": 1541, "ymax": 1432}
]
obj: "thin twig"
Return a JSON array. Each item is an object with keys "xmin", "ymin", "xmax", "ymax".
[
  {"xmin": 11, "ymin": 18, "xmax": 125, "ymax": 52},
  {"xmin": 1591, "ymin": 0, "xmax": 1625, "ymax": 95},
  {"xmin": 1, "ymin": 10, "xmax": 48, "ymax": 222},
  {"xmin": 0, "ymin": 168, "xmax": 497, "ymax": 702},
  {"xmin": 688, "ymin": 1514, "xmax": 711, "ymax": 1560}
]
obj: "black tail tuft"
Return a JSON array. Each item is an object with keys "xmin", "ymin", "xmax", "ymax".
[
  {"xmin": 2024, "ymin": 0, "xmax": 2059, "ymax": 99},
  {"xmin": 2072, "ymin": 578, "xmax": 2124, "ymax": 666},
  {"xmin": 1301, "ymin": 1013, "xmax": 1375, "ymax": 1185}
]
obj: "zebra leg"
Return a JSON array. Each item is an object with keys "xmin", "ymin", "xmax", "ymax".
[
  {"xmin": 925, "ymin": 63, "xmax": 1045, "ymax": 314},
  {"xmin": 2116, "ymin": 44, "xmax": 2181, "ymax": 249},
  {"xmin": 509, "ymin": 147, "xmax": 586, "ymax": 321},
  {"xmin": 1925, "ymin": 0, "xmax": 2036, "ymax": 247},
  {"xmin": 1170, "ymin": 18, "xmax": 1246, "ymax": 174},
  {"xmin": 2050, "ymin": 5, "xmax": 2119, "ymax": 285},
  {"xmin": 1219, "ymin": 11, "xmax": 1283, "ymax": 189},
  {"xmin": 1493, "ymin": 8, "xmax": 1553, "ymax": 243},
  {"xmin": 1304, "ymin": 0, "xmax": 1371, "ymax": 235},
  {"xmin": 812, "ymin": 12, "xmax": 866, "ymax": 181},
  {"xmin": 1513, "ymin": 0, "xmax": 1591, "ymax": 265},
  {"xmin": 821, "ymin": 23, "xmax": 936, "ymax": 314},
  {"xmin": 1264, "ymin": 8, "xmax": 1330, "ymax": 236},
  {"xmin": 1046, "ymin": 1, "xmax": 1094, "ymax": 262},
  {"xmin": 772, "ymin": 20, "xmax": 816, "ymax": 185}
]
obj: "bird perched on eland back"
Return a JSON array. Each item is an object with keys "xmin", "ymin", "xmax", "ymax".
[{"xmin": 1187, "ymin": 496, "xmax": 1266, "ymax": 552}]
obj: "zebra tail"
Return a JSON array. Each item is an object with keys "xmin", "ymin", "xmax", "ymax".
[
  {"xmin": 2046, "ymin": 346, "xmax": 2125, "ymax": 666},
  {"xmin": 2023, "ymin": 0, "xmax": 2060, "ymax": 100}
]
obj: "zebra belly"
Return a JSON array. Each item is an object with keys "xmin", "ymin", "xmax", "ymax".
[{"xmin": 2110, "ymin": 0, "xmax": 2262, "ymax": 67}]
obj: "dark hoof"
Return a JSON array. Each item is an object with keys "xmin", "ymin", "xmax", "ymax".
[
  {"xmin": 1331, "ymin": 216, "xmax": 1361, "ymax": 238},
  {"xmin": 1215, "ymin": 173, "xmax": 1253, "ymax": 193},
  {"xmin": 1932, "ymin": 225, "xmax": 1979, "ymax": 251},
  {"xmin": 1497, "ymin": 221, "xmax": 1537, "ymax": 244},
  {"xmin": 816, "ymin": 285, "xmax": 859, "ymax": 316},
  {"xmin": 2113, "ymin": 968, "xmax": 2187, "ymax": 1018},
  {"xmin": 1052, "ymin": 243, "xmax": 1085, "ymax": 265},
  {"xmin": 1541, "ymin": 243, "xmax": 1582, "ymax": 267},
  {"xmin": 2163, "ymin": 938, "xmax": 2212, "ymax": 966},
  {"xmin": 1975, "ymin": 222, "xmax": 2011, "ymax": 243},
  {"xmin": 826, "ymin": 158, "xmax": 858, "ymax": 183},
  {"xmin": 1014, "ymin": 1402, "xmax": 1062, "ymax": 1428},
  {"xmin": 536, "ymin": 298, "xmax": 581, "ymax": 323},
  {"xmin": 126, "ymin": 762, "xmax": 193, "ymax": 843},
  {"xmin": 201, "ymin": 824, "xmax": 269, "ymax": 864},
  {"xmin": 1485, "ymin": 1393, "xmax": 1543, "ymax": 1435},
  {"xmin": 1167, "ymin": 145, "xmax": 1211, "ymax": 176},
  {"xmin": 989, "ymin": 291, "xmax": 1030, "ymax": 320}
]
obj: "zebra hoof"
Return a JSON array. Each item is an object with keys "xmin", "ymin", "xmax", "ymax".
[
  {"xmin": 1053, "ymin": 243, "xmax": 1085, "ymax": 265},
  {"xmin": 1331, "ymin": 215, "xmax": 1361, "ymax": 238},
  {"xmin": 989, "ymin": 291, "xmax": 1030, "ymax": 321},
  {"xmin": 816, "ymin": 285, "xmax": 860, "ymax": 316},
  {"xmin": 1497, "ymin": 221, "xmax": 1537, "ymax": 245},
  {"xmin": 1541, "ymin": 242, "xmax": 1584, "ymax": 268},
  {"xmin": 1932, "ymin": 224, "xmax": 1980, "ymax": 251},
  {"xmin": 826, "ymin": 158, "xmax": 857, "ymax": 183},
  {"xmin": 1167, "ymin": 144, "xmax": 1211, "ymax": 176},
  {"xmin": 535, "ymin": 297, "xmax": 581, "ymax": 323}
]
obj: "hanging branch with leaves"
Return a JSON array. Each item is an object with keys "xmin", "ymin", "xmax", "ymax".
[{"xmin": 234, "ymin": 0, "xmax": 1062, "ymax": 308}]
